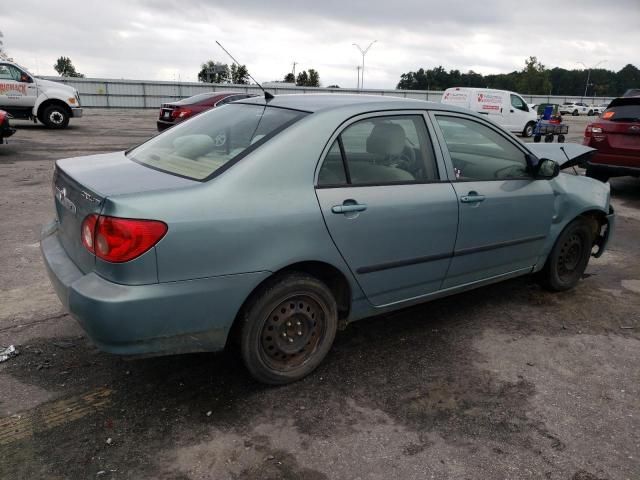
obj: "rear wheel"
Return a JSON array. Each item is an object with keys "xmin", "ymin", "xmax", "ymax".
[
  {"xmin": 588, "ymin": 109, "xmax": 594, "ymax": 116},
  {"xmin": 557, "ymin": 134, "xmax": 566, "ymax": 143},
  {"xmin": 572, "ymin": 109, "xmax": 579, "ymax": 116},
  {"xmin": 544, "ymin": 134, "xmax": 554, "ymax": 143},
  {"xmin": 239, "ymin": 272, "xmax": 338, "ymax": 384},
  {"xmin": 538, "ymin": 218, "xmax": 594, "ymax": 291},
  {"xmin": 533, "ymin": 134, "xmax": 542, "ymax": 143}
]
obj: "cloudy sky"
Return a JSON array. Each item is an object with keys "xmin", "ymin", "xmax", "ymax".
[{"xmin": 1, "ymin": 0, "xmax": 638, "ymax": 89}]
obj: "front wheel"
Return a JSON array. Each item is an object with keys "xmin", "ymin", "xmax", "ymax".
[
  {"xmin": 522, "ymin": 122, "xmax": 535, "ymax": 138},
  {"xmin": 239, "ymin": 272, "xmax": 338, "ymax": 384},
  {"xmin": 538, "ymin": 218, "xmax": 594, "ymax": 292},
  {"xmin": 40, "ymin": 104, "xmax": 70, "ymax": 128},
  {"xmin": 572, "ymin": 110, "xmax": 579, "ymax": 116}
]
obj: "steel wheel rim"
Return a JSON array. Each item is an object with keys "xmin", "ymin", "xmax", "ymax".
[
  {"xmin": 557, "ymin": 233, "xmax": 583, "ymax": 281},
  {"xmin": 260, "ymin": 294, "xmax": 326, "ymax": 371},
  {"xmin": 49, "ymin": 111, "xmax": 64, "ymax": 125}
]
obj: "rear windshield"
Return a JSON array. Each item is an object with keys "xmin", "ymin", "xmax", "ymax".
[
  {"xmin": 603, "ymin": 104, "xmax": 640, "ymax": 122},
  {"xmin": 171, "ymin": 93, "xmax": 218, "ymax": 105},
  {"xmin": 127, "ymin": 104, "xmax": 307, "ymax": 181}
]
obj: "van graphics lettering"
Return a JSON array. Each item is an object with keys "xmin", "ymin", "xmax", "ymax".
[
  {"xmin": 0, "ymin": 83, "xmax": 27, "ymax": 96},
  {"xmin": 444, "ymin": 91, "xmax": 468, "ymax": 102},
  {"xmin": 477, "ymin": 93, "xmax": 501, "ymax": 111}
]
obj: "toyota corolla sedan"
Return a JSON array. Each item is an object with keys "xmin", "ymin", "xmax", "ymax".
[{"xmin": 41, "ymin": 94, "xmax": 615, "ymax": 384}]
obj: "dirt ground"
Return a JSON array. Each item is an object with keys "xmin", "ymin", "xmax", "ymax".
[{"xmin": 0, "ymin": 110, "xmax": 639, "ymax": 480}]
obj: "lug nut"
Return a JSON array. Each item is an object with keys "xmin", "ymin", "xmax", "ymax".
[
  {"xmin": 288, "ymin": 338, "xmax": 294, "ymax": 343},
  {"xmin": 296, "ymin": 321, "xmax": 301, "ymax": 326},
  {"xmin": 297, "ymin": 331, "xmax": 303, "ymax": 336},
  {"xmin": 286, "ymin": 321, "xmax": 292, "ymax": 327},
  {"xmin": 282, "ymin": 332, "xmax": 287, "ymax": 338}
]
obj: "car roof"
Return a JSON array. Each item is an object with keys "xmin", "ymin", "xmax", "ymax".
[{"xmin": 237, "ymin": 93, "xmax": 461, "ymax": 114}]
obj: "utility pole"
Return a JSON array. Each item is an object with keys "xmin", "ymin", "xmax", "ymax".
[
  {"xmin": 292, "ymin": 61, "xmax": 298, "ymax": 78},
  {"xmin": 577, "ymin": 60, "xmax": 607, "ymax": 99},
  {"xmin": 356, "ymin": 65, "xmax": 361, "ymax": 89},
  {"xmin": 352, "ymin": 40, "xmax": 377, "ymax": 89}
]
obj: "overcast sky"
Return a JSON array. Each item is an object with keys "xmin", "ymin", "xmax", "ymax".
[{"xmin": 1, "ymin": 0, "xmax": 638, "ymax": 89}]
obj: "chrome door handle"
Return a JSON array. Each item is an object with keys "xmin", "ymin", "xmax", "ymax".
[
  {"xmin": 332, "ymin": 203, "xmax": 367, "ymax": 214},
  {"xmin": 460, "ymin": 194, "xmax": 485, "ymax": 203}
]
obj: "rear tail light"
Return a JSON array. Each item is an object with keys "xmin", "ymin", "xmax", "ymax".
[
  {"xmin": 171, "ymin": 107, "xmax": 192, "ymax": 119},
  {"xmin": 585, "ymin": 124, "xmax": 606, "ymax": 142},
  {"xmin": 81, "ymin": 214, "xmax": 167, "ymax": 263}
]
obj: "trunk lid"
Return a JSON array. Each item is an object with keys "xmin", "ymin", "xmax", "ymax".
[{"xmin": 53, "ymin": 151, "xmax": 196, "ymax": 272}]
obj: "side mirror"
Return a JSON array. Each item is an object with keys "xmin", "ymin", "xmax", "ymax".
[{"xmin": 535, "ymin": 158, "xmax": 560, "ymax": 179}]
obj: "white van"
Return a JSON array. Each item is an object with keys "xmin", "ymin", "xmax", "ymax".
[
  {"xmin": 0, "ymin": 61, "xmax": 82, "ymax": 128},
  {"xmin": 441, "ymin": 88, "xmax": 537, "ymax": 137}
]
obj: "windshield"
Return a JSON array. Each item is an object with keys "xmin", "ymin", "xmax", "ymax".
[
  {"xmin": 172, "ymin": 93, "xmax": 218, "ymax": 105},
  {"xmin": 127, "ymin": 104, "xmax": 307, "ymax": 181}
]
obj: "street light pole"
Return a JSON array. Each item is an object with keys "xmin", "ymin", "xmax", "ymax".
[
  {"xmin": 352, "ymin": 40, "xmax": 377, "ymax": 89},
  {"xmin": 577, "ymin": 60, "xmax": 607, "ymax": 99},
  {"xmin": 356, "ymin": 65, "xmax": 361, "ymax": 89}
]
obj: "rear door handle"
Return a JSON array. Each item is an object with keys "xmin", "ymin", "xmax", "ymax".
[
  {"xmin": 332, "ymin": 203, "xmax": 367, "ymax": 214},
  {"xmin": 460, "ymin": 194, "xmax": 485, "ymax": 203}
]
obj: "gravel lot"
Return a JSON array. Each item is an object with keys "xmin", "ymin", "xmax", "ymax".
[{"xmin": 0, "ymin": 109, "xmax": 639, "ymax": 480}]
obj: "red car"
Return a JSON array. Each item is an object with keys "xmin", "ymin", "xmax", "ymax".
[
  {"xmin": 157, "ymin": 92, "xmax": 257, "ymax": 131},
  {"xmin": 583, "ymin": 97, "xmax": 640, "ymax": 182},
  {"xmin": 0, "ymin": 110, "xmax": 16, "ymax": 143}
]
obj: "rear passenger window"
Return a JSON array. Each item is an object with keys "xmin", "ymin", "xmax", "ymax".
[{"xmin": 317, "ymin": 115, "xmax": 438, "ymax": 186}]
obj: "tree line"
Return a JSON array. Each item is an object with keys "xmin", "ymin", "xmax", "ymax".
[{"xmin": 397, "ymin": 57, "xmax": 640, "ymax": 97}]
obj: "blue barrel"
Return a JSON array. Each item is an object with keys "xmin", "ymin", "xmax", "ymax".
[{"xmin": 542, "ymin": 105, "xmax": 554, "ymax": 120}]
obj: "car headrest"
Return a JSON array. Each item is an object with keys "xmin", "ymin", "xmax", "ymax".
[
  {"xmin": 173, "ymin": 135, "xmax": 216, "ymax": 159},
  {"xmin": 366, "ymin": 123, "xmax": 406, "ymax": 156}
]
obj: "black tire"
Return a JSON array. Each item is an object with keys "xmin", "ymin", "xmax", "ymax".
[
  {"xmin": 534, "ymin": 134, "xmax": 542, "ymax": 143},
  {"xmin": 588, "ymin": 110, "xmax": 594, "ymax": 116},
  {"xmin": 538, "ymin": 218, "xmax": 594, "ymax": 292},
  {"xmin": 239, "ymin": 272, "xmax": 338, "ymax": 385},
  {"xmin": 585, "ymin": 167, "xmax": 609, "ymax": 183},
  {"xmin": 522, "ymin": 122, "xmax": 535, "ymax": 138},
  {"xmin": 544, "ymin": 134, "xmax": 554, "ymax": 143},
  {"xmin": 572, "ymin": 110, "xmax": 579, "ymax": 116},
  {"xmin": 40, "ymin": 104, "xmax": 70, "ymax": 129},
  {"xmin": 557, "ymin": 134, "xmax": 566, "ymax": 143}
]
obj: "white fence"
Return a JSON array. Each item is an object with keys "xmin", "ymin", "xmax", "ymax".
[{"xmin": 43, "ymin": 76, "xmax": 616, "ymax": 109}]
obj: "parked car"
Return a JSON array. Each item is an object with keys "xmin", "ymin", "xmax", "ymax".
[
  {"xmin": 591, "ymin": 103, "xmax": 610, "ymax": 115},
  {"xmin": 0, "ymin": 109, "xmax": 15, "ymax": 143},
  {"xmin": 157, "ymin": 92, "xmax": 258, "ymax": 131},
  {"xmin": 623, "ymin": 89, "xmax": 640, "ymax": 97},
  {"xmin": 0, "ymin": 60, "xmax": 82, "ymax": 128},
  {"xmin": 441, "ymin": 87, "xmax": 538, "ymax": 137},
  {"xmin": 559, "ymin": 102, "xmax": 595, "ymax": 116},
  {"xmin": 583, "ymin": 96, "xmax": 640, "ymax": 181},
  {"xmin": 41, "ymin": 94, "xmax": 614, "ymax": 384}
]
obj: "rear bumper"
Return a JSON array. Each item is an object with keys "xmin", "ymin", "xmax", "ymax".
[
  {"xmin": 586, "ymin": 158, "xmax": 640, "ymax": 177},
  {"xmin": 71, "ymin": 107, "xmax": 83, "ymax": 118},
  {"xmin": 41, "ymin": 223, "xmax": 270, "ymax": 356},
  {"xmin": 157, "ymin": 119, "xmax": 178, "ymax": 131}
]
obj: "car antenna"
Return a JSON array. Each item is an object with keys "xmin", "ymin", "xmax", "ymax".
[{"xmin": 215, "ymin": 41, "xmax": 274, "ymax": 101}]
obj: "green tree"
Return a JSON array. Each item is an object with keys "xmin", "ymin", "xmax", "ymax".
[
  {"xmin": 283, "ymin": 72, "xmax": 295, "ymax": 83},
  {"xmin": 307, "ymin": 69, "xmax": 320, "ymax": 87},
  {"xmin": 515, "ymin": 56, "xmax": 551, "ymax": 95},
  {"xmin": 616, "ymin": 64, "xmax": 640, "ymax": 95},
  {"xmin": 198, "ymin": 60, "xmax": 229, "ymax": 83},
  {"xmin": 296, "ymin": 71, "xmax": 309, "ymax": 86},
  {"xmin": 54, "ymin": 56, "xmax": 84, "ymax": 78},
  {"xmin": 230, "ymin": 64, "xmax": 250, "ymax": 84}
]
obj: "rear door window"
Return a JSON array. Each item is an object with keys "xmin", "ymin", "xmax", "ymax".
[
  {"xmin": 603, "ymin": 102, "xmax": 640, "ymax": 122},
  {"xmin": 318, "ymin": 115, "xmax": 439, "ymax": 186}
]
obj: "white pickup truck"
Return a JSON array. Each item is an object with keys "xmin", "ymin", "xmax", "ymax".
[{"xmin": 0, "ymin": 60, "xmax": 82, "ymax": 128}]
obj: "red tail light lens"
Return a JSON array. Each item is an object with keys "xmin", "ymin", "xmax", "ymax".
[
  {"xmin": 171, "ymin": 107, "xmax": 192, "ymax": 119},
  {"xmin": 585, "ymin": 124, "xmax": 606, "ymax": 142},
  {"xmin": 81, "ymin": 214, "xmax": 167, "ymax": 263}
]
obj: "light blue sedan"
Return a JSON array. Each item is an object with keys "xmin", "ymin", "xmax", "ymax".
[{"xmin": 41, "ymin": 94, "xmax": 614, "ymax": 384}]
